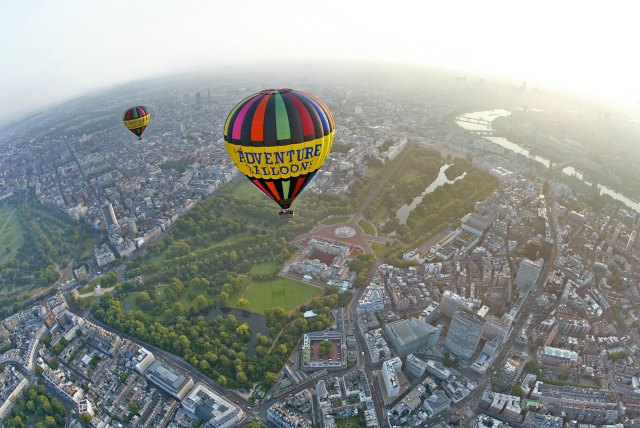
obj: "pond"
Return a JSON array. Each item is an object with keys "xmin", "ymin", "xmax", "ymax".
[
  {"xmin": 202, "ymin": 306, "xmax": 269, "ymax": 357},
  {"xmin": 396, "ymin": 164, "xmax": 467, "ymax": 224}
]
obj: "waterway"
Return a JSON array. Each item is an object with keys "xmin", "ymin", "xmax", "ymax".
[
  {"xmin": 203, "ymin": 306, "xmax": 269, "ymax": 357},
  {"xmin": 455, "ymin": 110, "xmax": 640, "ymax": 213},
  {"xmin": 396, "ymin": 164, "xmax": 467, "ymax": 224}
]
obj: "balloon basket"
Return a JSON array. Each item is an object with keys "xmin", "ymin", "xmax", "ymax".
[{"xmin": 278, "ymin": 209, "xmax": 294, "ymax": 219}]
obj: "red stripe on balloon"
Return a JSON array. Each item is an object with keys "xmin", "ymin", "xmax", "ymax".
[
  {"xmin": 290, "ymin": 176, "xmax": 307, "ymax": 199},
  {"xmin": 251, "ymin": 94, "xmax": 270, "ymax": 142},
  {"xmin": 286, "ymin": 93, "xmax": 315, "ymax": 137},
  {"xmin": 265, "ymin": 181, "xmax": 281, "ymax": 200},
  {"xmin": 252, "ymin": 179, "xmax": 275, "ymax": 200}
]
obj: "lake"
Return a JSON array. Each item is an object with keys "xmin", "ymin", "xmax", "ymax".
[{"xmin": 396, "ymin": 164, "xmax": 467, "ymax": 224}]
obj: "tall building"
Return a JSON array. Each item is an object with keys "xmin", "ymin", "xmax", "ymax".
[
  {"xmin": 382, "ymin": 357, "xmax": 402, "ymax": 397},
  {"xmin": 182, "ymin": 383, "xmax": 243, "ymax": 428},
  {"xmin": 101, "ymin": 202, "xmax": 119, "ymax": 229},
  {"xmin": 384, "ymin": 318, "xmax": 441, "ymax": 356},
  {"xmin": 515, "ymin": 258, "xmax": 542, "ymax": 290},
  {"xmin": 439, "ymin": 290, "xmax": 473, "ymax": 318},
  {"xmin": 144, "ymin": 360, "xmax": 194, "ymax": 400},
  {"xmin": 445, "ymin": 308, "xmax": 485, "ymax": 360},
  {"xmin": 405, "ymin": 354, "xmax": 428, "ymax": 378},
  {"xmin": 423, "ymin": 390, "xmax": 451, "ymax": 416}
]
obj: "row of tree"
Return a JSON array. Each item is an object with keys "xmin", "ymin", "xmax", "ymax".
[{"xmin": 3, "ymin": 384, "xmax": 66, "ymax": 428}]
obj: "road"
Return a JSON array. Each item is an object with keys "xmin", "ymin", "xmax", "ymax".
[
  {"xmin": 347, "ymin": 259, "xmax": 389, "ymax": 427},
  {"xmin": 414, "ymin": 200, "xmax": 560, "ymax": 427},
  {"xmin": 63, "ymin": 299, "xmax": 257, "ymax": 422}
]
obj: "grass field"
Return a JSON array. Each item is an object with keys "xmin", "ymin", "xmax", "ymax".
[
  {"xmin": 229, "ymin": 276, "xmax": 322, "ymax": 315},
  {"xmin": 64, "ymin": 114, "xmax": 113, "ymax": 132},
  {"xmin": 0, "ymin": 207, "xmax": 24, "ymax": 265},
  {"xmin": 322, "ymin": 216, "xmax": 350, "ymax": 225},
  {"xmin": 336, "ymin": 415, "xmax": 366, "ymax": 428},
  {"xmin": 233, "ymin": 180, "xmax": 264, "ymax": 200},
  {"xmin": 372, "ymin": 242, "xmax": 393, "ymax": 259},
  {"xmin": 249, "ymin": 262, "xmax": 281, "ymax": 276},
  {"xmin": 357, "ymin": 220, "xmax": 376, "ymax": 236},
  {"xmin": 365, "ymin": 166, "xmax": 382, "ymax": 178}
]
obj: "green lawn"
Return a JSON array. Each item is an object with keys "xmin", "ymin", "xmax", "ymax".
[
  {"xmin": 64, "ymin": 114, "xmax": 112, "ymax": 132},
  {"xmin": 229, "ymin": 276, "xmax": 322, "ymax": 315},
  {"xmin": 336, "ymin": 415, "xmax": 366, "ymax": 428},
  {"xmin": 249, "ymin": 262, "xmax": 281, "ymax": 276},
  {"xmin": 233, "ymin": 180, "xmax": 264, "ymax": 200},
  {"xmin": 372, "ymin": 242, "xmax": 393, "ymax": 259},
  {"xmin": 370, "ymin": 205, "xmax": 390, "ymax": 222},
  {"xmin": 365, "ymin": 166, "xmax": 382, "ymax": 178},
  {"xmin": 0, "ymin": 207, "xmax": 24, "ymax": 265},
  {"xmin": 357, "ymin": 220, "xmax": 375, "ymax": 235},
  {"xmin": 322, "ymin": 216, "xmax": 350, "ymax": 225}
]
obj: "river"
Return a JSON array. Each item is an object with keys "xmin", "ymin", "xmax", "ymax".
[
  {"xmin": 455, "ymin": 110, "xmax": 640, "ymax": 213},
  {"xmin": 396, "ymin": 164, "xmax": 467, "ymax": 224},
  {"xmin": 203, "ymin": 306, "xmax": 269, "ymax": 357}
]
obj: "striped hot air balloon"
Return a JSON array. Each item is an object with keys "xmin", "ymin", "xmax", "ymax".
[
  {"xmin": 224, "ymin": 89, "xmax": 334, "ymax": 218},
  {"xmin": 122, "ymin": 106, "xmax": 150, "ymax": 140}
]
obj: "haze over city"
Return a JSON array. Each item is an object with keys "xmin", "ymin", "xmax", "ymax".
[
  {"xmin": 3, "ymin": 2, "xmax": 640, "ymax": 428},
  {"xmin": 2, "ymin": 0, "xmax": 640, "ymax": 123}
]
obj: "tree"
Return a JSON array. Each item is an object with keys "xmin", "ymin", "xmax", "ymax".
[
  {"xmin": 194, "ymin": 295, "xmax": 208, "ymax": 312},
  {"xmin": 236, "ymin": 371, "xmax": 248, "ymax": 383},
  {"xmin": 217, "ymin": 375, "xmax": 228, "ymax": 386},
  {"xmin": 128, "ymin": 401, "xmax": 139, "ymax": 414},
  {"xmin": 136, "ymin": 291, "xmax": 151, "ymax": 308},
  {"xmin": 319, "ymin": 340, "xmax": 333, "ymax": 356},
  {"xmin": 80, "ymin": 413, "xmax": 93, "ymax": 424},
  {"xmin": 237, "ymin": 297, "xmax": 249, "ymax": 309},
  {"xmin": 511, "ymin": 385, "xmax": 524, "ymax": 397},
  {"xmin": 236, "ymin": 323, "xmax": 250, "ymax": 338},
  {"xmin": 265, "ymin": 372, "xmax": 278, "ymax": 384},
  {"xmin": 219, "ymin": 291, "xmax": 229, "ymax": 306}
]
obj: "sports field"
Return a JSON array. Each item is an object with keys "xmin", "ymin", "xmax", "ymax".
[
  {"xmin": 229, "ymin": 276, "xmax": 322, "ymax": 315},
  {"xmin": 0, "ymin": 207, "xmax": 24, "ymax": 265}
]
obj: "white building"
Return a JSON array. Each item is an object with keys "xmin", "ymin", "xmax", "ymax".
[
  {"xmin": 358, "ymin": 285, "xmax": 385, "ymax": 313},
  {"xmin": 382, "ymin": 357, "xmax": 402, "ymax": 397},
  {"xmin": 132, "ymin": 347, "xmax": 155, "ymax": 373},
  {"xmin": 182, "ymin": 383, "xmax": 244, "ymax": 428},
  {"xmin": 515, "ymin": 258, "xmax": 542, "ymax": 290}
]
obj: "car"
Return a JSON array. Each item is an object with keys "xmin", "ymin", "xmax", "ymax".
[{"xmin": 234, "ymin": 399, "xmax": 240, "ymax": 404}]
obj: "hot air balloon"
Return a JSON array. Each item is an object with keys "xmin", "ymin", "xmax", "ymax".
[
  {"xmin": 224, "ymin": 89, "xmax": 334, "ymax": 218},
  {"xmin": 122, "ymin": 106, "xmax": 150, "ymax": 140}
]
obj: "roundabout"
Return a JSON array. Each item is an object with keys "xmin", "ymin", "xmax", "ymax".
[{"xmin": 334, "ymin": 226, "xmax": 356, "ymax": 238}]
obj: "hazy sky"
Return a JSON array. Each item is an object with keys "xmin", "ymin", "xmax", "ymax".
[{"xmin": 1, "ymin": 0, "xmax": 638, "ymax": 122}]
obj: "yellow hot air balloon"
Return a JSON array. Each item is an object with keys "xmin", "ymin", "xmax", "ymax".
[{"xmin": 224, "ymin": 89, "xmax": 334, "ymax": 218}]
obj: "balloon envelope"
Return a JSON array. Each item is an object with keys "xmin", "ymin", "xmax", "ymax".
[
  {"xmin": 123, "ymin": 106, "xmax": 150, "ymax": 140},
  {"xmin": 224, "ymin": 89, "xmax": 334, "ymax": 209}
]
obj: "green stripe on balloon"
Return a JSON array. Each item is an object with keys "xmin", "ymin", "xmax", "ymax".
[
  {"xmin": 274, "ymin": 93, "xmax": 291, "ymax": 141},
  {"xmin": 282, "ymin": 180, "xmax": 290, "ymax": 199}
]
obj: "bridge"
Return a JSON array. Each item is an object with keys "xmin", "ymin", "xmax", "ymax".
[
  {"xmin": 548, "ymin": 160, "xmax": 572, "ymax": 172},
  {"xmin": 467, "ymin": 129, "xmax": 495, "ymax": 137},
  {"xmin": 455, "ymin": 116, "xmax": 493, "ymax": 126}
]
